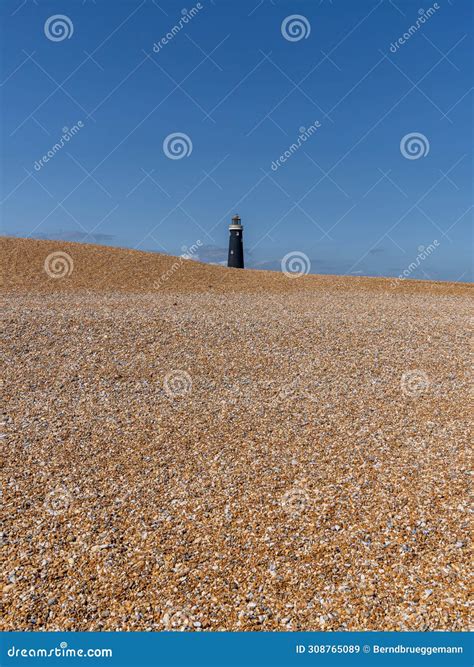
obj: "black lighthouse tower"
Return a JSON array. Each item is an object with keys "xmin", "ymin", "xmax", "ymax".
[{"xmin": 227, "ymin": 214, "xmax": 244, "ymax": 269}]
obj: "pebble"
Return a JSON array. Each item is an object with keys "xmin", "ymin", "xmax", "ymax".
[{"xmin": 2, "ymin": 238, "xmax": 471, "ymax": 632}]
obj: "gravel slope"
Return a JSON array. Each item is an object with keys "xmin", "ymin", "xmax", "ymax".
[{"xmin": 1, "ymin": 238, "xmax": 471, "ymax": 631}]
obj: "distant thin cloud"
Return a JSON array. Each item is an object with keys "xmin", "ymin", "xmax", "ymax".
[
  {"xmin": 29, "ymin": 231, "xmax": 116, "ymax": 243},
  {"xmin": 195, "ymin": 245, "xmax": 228, "ymax": 263},
  {"xmin": 197, "ymin": 244, "xmax": 254, "ymax": 265}
]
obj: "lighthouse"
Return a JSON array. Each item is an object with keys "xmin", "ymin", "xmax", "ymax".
[{"xmin": 227, "ymin": 214, "xmax": 244, "ymax": 269}]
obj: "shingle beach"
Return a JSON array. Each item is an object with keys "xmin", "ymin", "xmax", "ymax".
[{"xmin": 1, "ymin": 237, "xmax": 471, "ymax": 631}]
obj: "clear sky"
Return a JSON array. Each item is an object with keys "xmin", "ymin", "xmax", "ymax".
[{"xmin": 1, "ymin": 0, "xmax": 472, "ymax": 280}]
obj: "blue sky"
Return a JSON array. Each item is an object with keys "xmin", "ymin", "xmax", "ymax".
[{"xmin": 1, "ymin": 0, "xmax": 472, "ymax": 280}]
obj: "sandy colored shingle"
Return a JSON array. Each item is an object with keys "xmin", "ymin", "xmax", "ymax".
[{"xmin": 1, "ymin": 238, "xmax": 471, "ymax": 631}]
